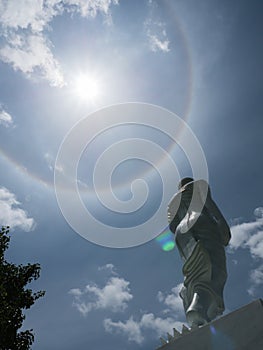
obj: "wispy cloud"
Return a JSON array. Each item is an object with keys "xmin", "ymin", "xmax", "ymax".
[
  {"xmin": 104, "ymin": 283, "xmax": 184, "ymax": 344},
  {"xmin": 104, "ymin": 313, "xmax": 183, "ymax": 345},
  {"xmin": 157, "ymin": 283, "xmax": 184, "ymax": 314},
  {"xmin": 44, "ymin": 152, "xmax": 55, "ymax": 172},
  {"xmin": 69, "ymin": 266, "xmax": 133, "ymax": 316},
  {"xmin": 98, "ymin": 263, "xmax": 118, "ymax": 275},
  {"xmin": 70, "ymin": 265, "xmax": 184, "ymax": 344},
  {"xmin": 147, "ymin": 32, "xmax": 170, "ymax": 53},
  {"xmin": 70, "ymin": 265, "xmax": 185, "ymax": 344},
  {"xmin": 104, "ymin": 316, "xmax": 144, "ymax": 344},
  {"xmin": 64, "ymin": 0, "xmax": 119, "ymax": 22},
  {"xmin": 0, "ymin": 105, "xmax": 13, "ymax": 127},
  {"xmin": 144, "ymin": 1, "xmax": 170, "ymax": 53},
  {"xmin": 0, "ymin": 187, "xmax": 35, "ymax": 231},
  {"xmin": 0, "ymin": 0, "xmax": 119, "ymax": 86}
]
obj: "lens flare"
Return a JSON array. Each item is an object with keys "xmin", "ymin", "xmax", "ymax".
[
  {"xmin": 210, "ymin": 325, "xmax": 234, "ymax": 349},
  {"xmin": 210, "ymin": 325, "xmax": 217, "ymax": 335},
  {"xmin": 156, "ymin": 230, "xmax": 175, "ymax": 251}
]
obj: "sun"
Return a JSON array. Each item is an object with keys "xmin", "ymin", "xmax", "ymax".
[{"xmin": 72, "ymin": 73, "xmax": 102, "ymax": 102}]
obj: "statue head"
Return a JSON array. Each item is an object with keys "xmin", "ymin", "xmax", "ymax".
[{"xmin": 178, "ymin": 177, "xmax": 194, "ymax": 190}]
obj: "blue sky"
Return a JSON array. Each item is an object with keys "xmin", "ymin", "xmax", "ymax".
[{"xmin": 0, "ymin": 0, "xmax": 262, "ymax": 349}]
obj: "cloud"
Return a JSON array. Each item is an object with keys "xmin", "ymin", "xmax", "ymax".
[
  {"xmin": 69, "ymin": 272, "xmax": 133, "ymax": 316},
  {"xmin": 70, "ymin": 267, "xmax": 184, "ymax": 344},
  {"xmin": 0, "ymin": 0, "xmax": 64, "ymax": 86},
  {"xmin": 44, "ymin": 152, "xmax": 54, "ymax": 171},
  {"xmin": 104, "ymin": 283, "xmax": 184, "ymax": 344},
  {"xmin": 0, "ymin": 33, "xmax": 65, "ymax": 87},
  {"xmin": 0, "ymin": 187, "xmax": 35, "ymax": 231},
  {"xmin": 157, "ymin": 283, "xmax": 184, "ymax": 314},
  {"xmin": 98, "ymin": 263, "xmax": 118, "ymax": 275},
  {"xmin": 64, "ymin": 0, "xmax": 119, "ymax": 21},
  {"xmin": 104, "ymin": 313, "xmax": 183, "ymax": 345},
  {"xmin": 230, "ymin": 207, "xmax": 263, "ymax": 296},
  {"xmin": 144, "ymin": 16, "xmax": 170, "ymax": 52},
  {"xmin": 104, "ymin": 317, "xmax": 144, "ymax": 344},
  {"xmin": 147, "ymin": 33, "xmax": 170, "ymax": 52},
  {"xmin": 246, "ymin": 230, "xmax": 263, "ymax": 259},
  {"xmin": 0, "ymin": 106, "xmax": 13, "ymax": 127},
  {"xmin": 229, "ymin": 207, "xmax": 263, "ymax": 259},
  {"xmin": 140, "ymin": 313, "xmax": 183, "ymax": 336},
  {"xmin": 0, "ymin": 0, "xmax": 119, "ymax": 86},
  {"xmin": 0, "ymin": 0, "xmax": 62, "ymax": 32},
  {"xmin": 0, "ymin": 0, "xmax": 119, "ymax": 30},
  {"xmin": 247, "ymin": 264, "xmax": 263, "ymax": 297}
]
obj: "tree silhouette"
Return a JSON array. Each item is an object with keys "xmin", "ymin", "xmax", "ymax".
[{"xmin": 0, "ymin": 226, "xmax": 45, "ymax": 349}]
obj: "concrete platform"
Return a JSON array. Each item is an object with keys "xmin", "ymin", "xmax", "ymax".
[{"xmin": 158, "ymin": 299, "xmax": 263, "ymax": 350}]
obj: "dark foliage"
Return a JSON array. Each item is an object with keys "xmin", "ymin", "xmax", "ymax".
[{"xmin": 0, "ymin": 227, "xmax": 45, "ymax": 350}]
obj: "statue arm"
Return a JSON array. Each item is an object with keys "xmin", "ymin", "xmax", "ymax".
[
  {"xmin": 205, "ymin": 193, "xmax": 231, "ymax": 246},
  {"xmin": 196, "ymin": 179, "xmax": 231, "ymax": 246}
]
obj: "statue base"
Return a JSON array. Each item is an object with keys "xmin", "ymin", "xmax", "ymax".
[{"xmin": 157, "ymin": 299, "xmax": 263, "ymax": 350}]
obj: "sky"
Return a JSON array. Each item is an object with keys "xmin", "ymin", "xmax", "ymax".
[{"xmin": 0, "ymin": 0, "xmax": 263, "ymax": 349}]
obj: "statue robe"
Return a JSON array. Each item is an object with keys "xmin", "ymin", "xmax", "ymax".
[{"xmin": 168, "ymin": 180, "xmax": 231, "ymax": 321}]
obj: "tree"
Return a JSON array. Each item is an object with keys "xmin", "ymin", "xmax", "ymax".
[{"xmin": 0, "ymin": 226, "xmax": 45, "ymax": 350}]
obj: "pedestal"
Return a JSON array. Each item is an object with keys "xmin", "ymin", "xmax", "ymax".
[{"xmin": 157, "ymin": 299, "xmax": 263, "ymax": 350}]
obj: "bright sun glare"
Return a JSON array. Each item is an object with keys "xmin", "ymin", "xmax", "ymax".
[{"xmin": 73, "ymin": 73, "xmax": 102, "ymax": 102}]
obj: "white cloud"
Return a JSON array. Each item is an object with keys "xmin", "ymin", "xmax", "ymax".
[
  {"xmin": 0, "ymin": 106, "xmax": 13, "ymax": 127},
  {"xmin": 98, "ymin": 263, "xmax": 118, "ymax": 275},
  {"xmin": 104, "ymin": 317, "xmax": 144, "ymax": 344},
  {"xmin": 157, "ymin": 283, "xmax": 184, "ymax": 314},
  {"xmin": 104, "ymin": 283, "xmax": 184, "ymax": 345},
  {"xmin": 230, "ymin": 208, "xmax": 263, "ymax": 296},
  {"xmin": 229, "ymin": 207, "xmax": 263, "ymax": 259},
  {"xmin": 230, "ymin": 220, "xmax": 263, "ymax": 250},
  {"xmin": 69, "ymin": 275, "xmax": 133, "ymax": 316},
  {"xmin": 104, "ymin": 313, "xmax": 183, "ymax": 345},
  {"xmin": 140, "ymin": 313, "xmax": 183, "ymax": 336},
  {"xmin": 246, "ymin": 231, "xmax": 263, "ymax": 259},
  {"xmin": 0, "ymin": 0, "xmax": 119, "ymax": 86},
  {"xmin": 0, "ymin": 0, "xmax": 62, "ymax": 32},
  {"xmin": 0, "ymin": 0, "xmax": 119, "ymax": 29},
  {"xmin": 148, "ymin": 33, "xmax": 170, "ymax": 52},
  {"xmin": 0, "ymin": 33, "xmax": 65, "ymax": 87},
  {"xmin": 64, "ymin": 0, "xmax": 119, "ymax": 21},
  {"xmin": 44, "ymin": 152, "xmax": 54, "ymax": 171},
  {"xmin": 70, "ymin": 266, "xmax": 184, "ymax": 344},
  {"xmin": 0, "ymin": 187, "xmax": 35, "ymax": 231},
  {"xmin": 248, "ymin": 264, "xmax": 263, "ymax": 297},
  {"xmin": 145, "ymin": 16, "xmax": 170, "ymax": 53},
  {"xmin": 250, "ymin": 265, "xmax": 263, "ymax": 286}
]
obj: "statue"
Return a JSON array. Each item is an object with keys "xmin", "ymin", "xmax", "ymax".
[{"xmin": 167, "ymin": 178, "xmax": 231, "ymax": 328}]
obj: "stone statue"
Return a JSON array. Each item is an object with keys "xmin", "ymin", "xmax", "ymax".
[{"xmin": 167, "ymin": 178, "xmax": 231, "ymax": 328}]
